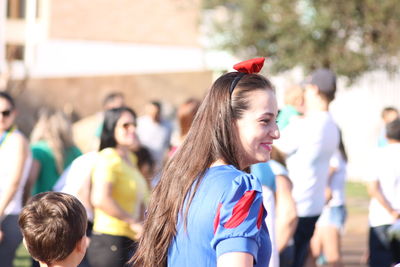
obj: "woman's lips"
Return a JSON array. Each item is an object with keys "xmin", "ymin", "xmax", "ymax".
[{"xmin": 260, "ymin": 143, "xmax": 272, "ymax": 151}]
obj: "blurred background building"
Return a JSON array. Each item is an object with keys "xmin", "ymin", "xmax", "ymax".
[{"xmin": 1, "ymin": 0, "xmax": 212, "ymax": 118}]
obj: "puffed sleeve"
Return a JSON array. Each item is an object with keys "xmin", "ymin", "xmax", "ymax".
[{"xmin": 210, "ymin": 173, "xmax": 266, "ymax": 262}]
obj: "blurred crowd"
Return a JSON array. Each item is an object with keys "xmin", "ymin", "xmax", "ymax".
[
  {"xmin": 0, "ymin": 90, "xmax": 202, "ymax": 267},
  {"xmin": 0, "ymin": 67, "xmax": 399, "ymax": 267}
]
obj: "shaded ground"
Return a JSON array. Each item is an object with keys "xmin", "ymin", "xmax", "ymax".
[{"xmin": 341, "ymin": 195, "xmax": 369, "ymax": 267}]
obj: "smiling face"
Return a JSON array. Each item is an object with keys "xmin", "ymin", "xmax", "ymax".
[
  {"xmin": 0, "ymin": 97, "xmax": 16, "ymax": 132},
  {"xmin": 114, "ymin": 111, "xmax": 140, "ymax": 150},
  {"xmin": 235, "ymin": 89, "xmax": 280, "ymax": 168}
]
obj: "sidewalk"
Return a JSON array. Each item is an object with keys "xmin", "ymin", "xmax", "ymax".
[{"xmin": 342, "ymin": 213, "xmax": 368, "ymax": 266}]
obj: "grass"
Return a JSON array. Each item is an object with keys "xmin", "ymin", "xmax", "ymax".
[
  {"xmin": 345, "ymin": 180, "xmax": 369, "ymax": 214},
  {"xmin": 345, "ymin": 180, "xmax": 369, "ymax": 199},
  {"xmin": 13, "ymin": 243, "xmax": 31, "ymax": 267}
]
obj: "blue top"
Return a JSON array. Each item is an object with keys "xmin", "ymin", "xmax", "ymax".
[
  {"xmin": 250, "ymin": 162, "xmax": 276, "ymax": 192},
  {"xmin": 167, "ymin": 165, "xmax": 271, "ymax": 267}
]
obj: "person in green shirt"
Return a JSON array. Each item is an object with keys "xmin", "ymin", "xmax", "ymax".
[{"xmin": 26, "ymin": 109, "xmax": 82, "ymax": 196}]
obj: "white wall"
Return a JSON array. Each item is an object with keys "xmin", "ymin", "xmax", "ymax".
[{"xmin": 29, "ymin": 40, "xmax": 207, "ymax": 77}]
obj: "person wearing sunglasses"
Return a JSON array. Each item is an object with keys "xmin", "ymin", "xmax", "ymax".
[
  {"xmin": 0, "ymin": 91, "xmax": 32, "ymax": 267},
  {"xmin": 87, "ymin": 107, "xmax": 150, "ymax": 267}
]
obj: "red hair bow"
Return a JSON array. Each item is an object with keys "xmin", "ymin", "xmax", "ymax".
[{"xmin": 233, "ymin": 57, "xmax": 265, "ymax": 74}]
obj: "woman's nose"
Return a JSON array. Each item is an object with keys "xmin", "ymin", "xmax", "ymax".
[{"xmin": 271, "ymin": 127, "xmax": 280, "ymax": 139}]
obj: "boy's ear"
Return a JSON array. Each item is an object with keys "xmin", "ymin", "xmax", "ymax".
[
  {"xmin": 76, "ymin": 236, "xmax": 88, "ymax": 253},
  {"xmin": 22, "ymin": 238, "xmax": 28, "ymax": 250}
]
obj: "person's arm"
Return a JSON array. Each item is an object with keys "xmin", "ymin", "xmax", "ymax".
[
  {"xmin": 324, "ymin": 166, "xmax": 336, "ymax": 204},
  {"xmin": 91, "ymin": 178, "xmax": 143, "ymax": 237},
  {"xmin": 275, "ymin": 175, "xmax": 298, "ymax": 252},
  {"xmin": 0, "ymin": 135, "xmax": 29, "ymax": 241},
  {"xmin": 77, "ymin": 172, "xmax": 93, "ymax": 217},
  {"xmin": 22, "ymin": 159, "xmax": 41, "ymax": 205},
  {"xmin": 0, "ymin": 135, "xmax": 28, "ymax": 217},
  {"xmin": 368, "ymin": 180, "xmax": 400, "ymax": 221},
  {"xmin": 217, "ymin": 252, "xmax": 254, "ymax": 267}
]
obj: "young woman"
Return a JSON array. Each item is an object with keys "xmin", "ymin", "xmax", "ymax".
[
  {"xmin": 27, "ymin": 109, "xmax": 82, "ymax": 196},
  {"xmin": 0, "ymin": 92, "xmax": 32, "ymax": 267},
  {"xmin": 251, "ymin": 146, "xmax": 298, "ymax": 267},
  {"xmin": 132, "ymin": 58, "xmax": 280, "ymax": 267},
  {"xmin": 309, "ymin": 134, "xmax": 348, "ymax": 267},
  {"xmin": 87, "ymin": 107, "xmax": 150, "ymax": 267}
]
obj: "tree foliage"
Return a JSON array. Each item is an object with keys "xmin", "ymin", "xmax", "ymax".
[{"xmin": 203, "ymin": 0, "xmax": 400, "ymax": 80}]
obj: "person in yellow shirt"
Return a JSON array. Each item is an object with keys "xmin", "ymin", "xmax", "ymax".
[{"xmin": 87, "ymin": 107, "xmax": 149, "ymax": 267}]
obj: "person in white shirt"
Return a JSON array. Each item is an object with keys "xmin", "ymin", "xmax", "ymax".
[
  {"xmin": 367, "ymin": 118, "xmax": 400, "ymax": 267},
  {"xmin": 0, "ymin": 91, "xmax": 32, "ymax": 267},
  {"xmin": 309, "ymin": 134, "xmax": 348, "ymax": 267},
  {"xmin": 54, "ymin": 151, "xmax": 98, "ymax": 225},
  {"xmin": 136, "ymin": 101, "xmax": 171, "ymax": 175},
  {"xmin": 275, "ymin": 69, "xmax": 339, "ymax": 267}
]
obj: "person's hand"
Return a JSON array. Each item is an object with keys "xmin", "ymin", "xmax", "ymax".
[
  {"xmin": 390, "ymin": 210, "xmax": 400, "ymax": 221},
  {"xmin": 324, "ymin": 188, "xmax": 332, "ymax": 204},
  {"xmin": 129, "ymin": 222, "xmax": 144, "ymax": 240}
]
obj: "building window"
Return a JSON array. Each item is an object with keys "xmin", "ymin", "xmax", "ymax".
[
  {"xmin": 7, "ymin": 0, "xmax": 40, "ymax": 19},
  {"xmin": 6, "ymin": 0, "xmax": 40, "ymax": 19},
  {"xmin": 7, "ymin": 0, "xmax": 26, "ymax": 19},
  {"xmin": 36, "ymin": 0, "xmax": 40, "ymax": 18},
  {"xmin": 6, "ymin": 44, "xmax": 24, "ymax": 61}
]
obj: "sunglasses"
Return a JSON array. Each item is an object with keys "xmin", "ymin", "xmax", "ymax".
[
  {"xmin": 0, "ymin": 109, "xmax": 12, "ymax": 117},
  {"xmin": 122, "ymin": 122, "xmax": 136, "ymax": 129}
]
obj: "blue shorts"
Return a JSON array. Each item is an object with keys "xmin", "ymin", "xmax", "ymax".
[{"xmin": 316, "ymin": 205, "xmax": 347, "ymax": 230}]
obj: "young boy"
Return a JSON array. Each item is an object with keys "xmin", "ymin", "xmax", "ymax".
[
  {"xmin": 368, "ymin": 118, "xmax": 400, "ymax": 267},
  {"xmin": 19, "ymin": 192, "xmax": 88, "ymax": 267}
]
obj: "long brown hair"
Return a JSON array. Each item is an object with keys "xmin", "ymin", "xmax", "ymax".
[
  {"xmin": 177, "ymin": 98, "xmax": 201, "ymax": 139},
  {"xmin": 131, "ymin": 72, "xmax": 274, "ymax": 267},
  {"xmin": 30, "ymin": 109, "xmax": 75, "ymax": 174}
]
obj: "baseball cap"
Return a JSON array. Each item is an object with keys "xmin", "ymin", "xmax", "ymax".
[{"xmin": 307, "ymin": 68, "xmax": 337, "ymax": 94}]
